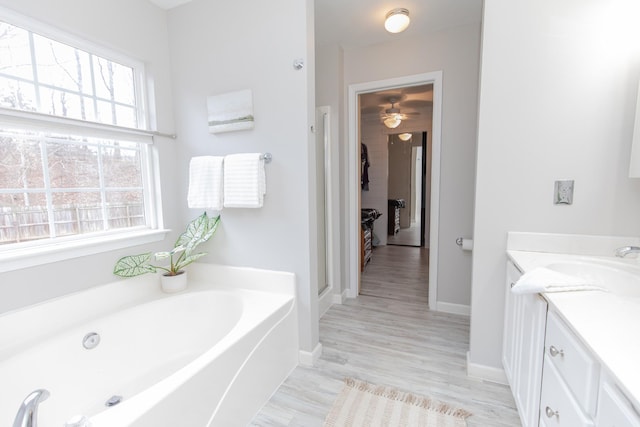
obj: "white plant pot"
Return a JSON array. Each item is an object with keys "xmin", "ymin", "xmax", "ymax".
[{"xmin": 160, "ymin": 271, "xmax": 188, "ymax": 293}]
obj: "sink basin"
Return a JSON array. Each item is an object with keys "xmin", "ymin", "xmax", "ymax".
[{"xmin": 545, "ymin": 261, "xmax": 640, "ymax": 297}]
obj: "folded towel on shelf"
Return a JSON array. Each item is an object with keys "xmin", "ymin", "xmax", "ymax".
[
  {"xmin": 223, "ymin": 153, "xmax": 266, "ymax": 208},
  {"xmin": 511, "ymin": 267, "xmax": 605, "ymax": 294},
  {"xmin": 187, "ymin": 156, "xmax": 224, "ymax": 211}
]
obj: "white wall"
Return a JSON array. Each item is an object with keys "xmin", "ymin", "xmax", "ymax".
[
  {"xmin": 166, "ymin": 0, "xmax": 318, "ymax": 352},
  {"xmin": 0, "ymin": 0, "xmax": 178, "ymax": 314},
  {"xmin": 471, "ymin": 0, "xmax": 640, "ymax": 372},
  {"xmin": 360, "ymin": 120, "xmax": 389, "ymax": 245},
  {"xmin": 344, "ymin": 24, "xmax": 481, "ymax": 307},
  {"xmin": 388, "ymin": 135, "xmax": 412, "ymax": 228}
]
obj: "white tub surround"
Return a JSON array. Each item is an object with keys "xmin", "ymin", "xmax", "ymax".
[
  {"xmin": 505, "ymin": 232, "xmax": 640, "ymax": 424},
  {"xmin": 0, "ymin": 263, "xmax": 298, "ymax": 427}
]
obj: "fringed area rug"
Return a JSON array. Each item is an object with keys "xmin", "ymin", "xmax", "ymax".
[{"xmin": 323, "ymin": 378, "xmax": 472, "ymax": 427}]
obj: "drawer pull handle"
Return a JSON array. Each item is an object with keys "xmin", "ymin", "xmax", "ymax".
[
  {"xmin": 545, "ymin": 406, "xmax": 559, "ymax": 419},
  {"xmin": 510, "ymin": 282, "xmax": 515, "ymax": 289},
  {"xmin": 549, "ymin": 345, "xmax": 564, "ymax": 357}
]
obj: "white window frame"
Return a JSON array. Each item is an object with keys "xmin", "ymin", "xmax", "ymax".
[{"xmin": 0, "ymin": 8, "xmax": 167, "ymax": 273}]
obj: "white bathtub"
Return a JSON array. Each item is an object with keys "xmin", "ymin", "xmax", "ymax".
[{"xmin": 0, "ymin": 263, "xmax": 298, "ymax": 427}]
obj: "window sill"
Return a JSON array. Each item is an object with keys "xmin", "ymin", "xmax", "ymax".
[{"xmin": 0, "ymin": 229, "xmax": 170, "ymax": 273}]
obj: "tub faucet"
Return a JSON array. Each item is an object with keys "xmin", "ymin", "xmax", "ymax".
[
  {"xmin": 615, "ymin": 246, "xmax": 640, "ymax": 258},
  {"xmin": 12, "ymin": 389, "xmax": 50, "ymax": 427}
]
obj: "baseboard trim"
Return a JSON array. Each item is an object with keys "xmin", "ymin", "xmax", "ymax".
[
  {"xmin": 319, "ymin": 286, "xmax": 334, "ymax": 318},
  {"xmin": 332, "ymin": 289, "xmax": 348, "ymax": 304},
  {"xmin": 299, "ymin": 342, "xmax": 323, "ymax": 367},
  {"xmin": 436, "ymin": 301, "xmax": 470, "ymax": 316},
  {"xmin": 466, "ymin": 351, "xmax": 508, "ymax": 385}
]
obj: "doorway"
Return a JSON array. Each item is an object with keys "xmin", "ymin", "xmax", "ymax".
[
  {"xmin": 387, "ymin": 131, "xmax": 429, "ymax": 248},
  {"xmin": 348, "ymin": 72, "xmax": 443, "ymax": 311}
]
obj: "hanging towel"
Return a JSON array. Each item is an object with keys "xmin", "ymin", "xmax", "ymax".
[
  {"xmin": 187, "ymin": 156, "xmax": 224, "ymax": 210},
  {"xmin": 223, "ymin": 153, "xmax": 266, "ymax": 208},
  {"xmin": 511, "ymin": 267, "xmax": 605, "ymax": 294}
]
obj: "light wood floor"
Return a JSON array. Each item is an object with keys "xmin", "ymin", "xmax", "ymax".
[
  {"xmin": 387, "ymin": 222, "xmax": 422, "ymax": 247},
  {"xmin": 360, "ymin": 245, "xmax": 428, "ymax": 305},
  {"xmin": 250, "ymin": 245, "xmax": 521, "ymax": 427}
]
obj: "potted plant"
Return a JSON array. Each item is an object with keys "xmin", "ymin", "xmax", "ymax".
[{"xmin": 113, "ymin": 212, "xmax": 220, "ymax": 292}]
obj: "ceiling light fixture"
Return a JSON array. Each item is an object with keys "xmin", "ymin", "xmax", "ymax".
[
  {"xmin": 384, "ymin": 8, "xmax": 410, "ymax": 34},
  {"xmin": 382, "ymin": 98, "xmax": 405, "ymax": 128},
  {"xmin": 384, "ymin": 116, "xmax": 402, "ymax": 129},
  {"xmin": 398, "ymin": 133, "xmax": 412, "ymax": 141}
]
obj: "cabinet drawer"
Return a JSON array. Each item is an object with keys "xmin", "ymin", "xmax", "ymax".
[
  {"xmin": 545, "ymin": 311, "xmax": 599, "ymax": 416},
  {"xmin": 540, "ymin": 355, "xmax": 594, "ymax": 426},
  {"xmin": 596, "ymin": 380, "xmax": 640, "ymax": 427}
]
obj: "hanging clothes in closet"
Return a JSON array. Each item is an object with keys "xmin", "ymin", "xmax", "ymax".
[{"xmin": 361, "ymin": 143, "xmax": 370, "ymax": 191}]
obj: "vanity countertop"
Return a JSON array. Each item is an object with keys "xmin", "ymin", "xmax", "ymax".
[{"xmin": 507, "ymin": 249, "xmax": 640, "ymax": 412}]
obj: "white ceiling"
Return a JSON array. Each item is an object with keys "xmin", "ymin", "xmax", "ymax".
[
  {"xmin": 315, "ymin": 0, "xmax": 482, "ymax": 49},
  {"xmin": 360, "ymin": 85, "xmax": 433, "ymax": 114},
  {"xmin": 360, "ymin": 84, "xmax": 433, "ymax": 129},
  {"xmin": 147, "ymin": 0, "xmax": 483, "ymax": 50},
  {"xmin": 147, "ymin": 0, "xmax": 192, "ymax": 10}
]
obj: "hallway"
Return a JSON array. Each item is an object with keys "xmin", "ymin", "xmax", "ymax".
[
  {"xmin": 386, "ymin": 222, "xmax": 423, "ymax": 247},
  {"xmin": 251, "ymin": 245, "xmax": 520, "ymax": 426},
  {"xmin": 359, "ymin": 245, "xmax": 428, "ymax": 304}
]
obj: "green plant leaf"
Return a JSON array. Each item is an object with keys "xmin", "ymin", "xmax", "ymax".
[
  {"xmin": 113, "ymin": 252, "xmax": 156, "ymax": 277},
  {"xmin": 114, "ymin": 213, "xmax": 220, "ymax": 278},
  {"xmin": 175, "ymin": 213, "xmax": 220, "ymax": 254},
  {"xmin": 199, "ymin": 214, "xmax": 221, "ymax": 242},
  {"xmin": 175, "ymin": 252, "xmax": 208, "ymax": 271}
]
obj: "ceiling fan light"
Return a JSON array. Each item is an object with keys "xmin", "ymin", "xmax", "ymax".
[
  {"xmin": 398, "ymin": 133, "xmax": 412, "ymax": 141},
  {"xmin": 385, "ymin": 8, "xmax": 410, "ymax": 34},
  {"xmin": 384, "ymin": 117, "xmax": 402, "ymax": 129}
]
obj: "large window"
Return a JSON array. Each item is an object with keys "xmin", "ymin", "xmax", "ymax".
[
  {"xmin": 0, "ymin": 20, "xmax": 139, "ymax": 125},
  {"xmin": 0, "ymin": 14, "xmax": 162, "ymax": 262},
  {"xmin": 0, "ymin": 130, "xmax": 147, "ymax": 244}
]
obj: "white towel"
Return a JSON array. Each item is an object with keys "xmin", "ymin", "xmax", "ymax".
[
  {"xmin": 511, "ymin": 267, "xmax": 606, "ymax": 294},
  {"xmin": 223, "ymin": 153, "xmax": 266, "ymax": 208},
  {"xmin": 187, "ymin": 156, "xmax": 224, "ymax": 210}
]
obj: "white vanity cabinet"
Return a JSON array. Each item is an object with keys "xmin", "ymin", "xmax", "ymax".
[
  {"xmin": 504, "ymin": 256, "xmax": 640, "ymax": 427},
  {"xmin": 596, "ymin": 379, "xmax": 640, "ymax": 427},
  {"xmin": 503, "ymin": 260, "xmax": 548, "ymax": 427},
  {"xmin": 539, "ymin": 311, "xmax": 598, "ymax": 426}
]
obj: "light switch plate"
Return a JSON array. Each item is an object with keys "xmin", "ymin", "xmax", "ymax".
[{"xmin": 554, "ymin": 180, "xmax": 574, "ymax": 205}]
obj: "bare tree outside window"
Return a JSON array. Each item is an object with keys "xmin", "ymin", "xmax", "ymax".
[{"xmin": 0, "ymin": 20, "xmax": 149, "ymax": 246}]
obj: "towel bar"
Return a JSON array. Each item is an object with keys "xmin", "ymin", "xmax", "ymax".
[
  {"xmin": 151, "ymin": 131, "xmax": 177, "ymax": 139},
  {"xmin": 261, "ymin": 153, "xmax": 272, "ymax": 163}
]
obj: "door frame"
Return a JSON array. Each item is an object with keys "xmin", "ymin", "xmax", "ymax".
[
  {"xmin": 317, "ymin": 105, "xmax": 335, "ymax": 318},
  {"xmin": 347, "ymin": 71, "xmax": 442, "ymax": 310},
  {"xmin": 420, "ymin": 131, "xmax": 427, "ymax": 248}
]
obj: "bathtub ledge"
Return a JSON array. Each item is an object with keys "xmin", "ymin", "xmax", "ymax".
[{"xmin": 0, "ymin": 262, "xmax": 296, "ymax": 360}]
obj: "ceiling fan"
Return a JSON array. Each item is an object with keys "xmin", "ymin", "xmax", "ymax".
[{"xmin": 380, "ymin": 98, "xmax": 417, "ymax": 128}]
